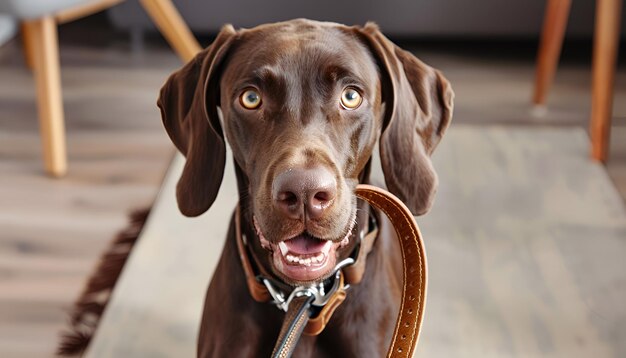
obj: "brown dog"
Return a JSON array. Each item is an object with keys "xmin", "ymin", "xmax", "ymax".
[{"xmin": 158, "ymin": 19, "xmax": 453, "ymax": 357}]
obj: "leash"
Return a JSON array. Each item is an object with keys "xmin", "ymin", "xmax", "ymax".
[
  {"xmin": 270, "ymin": 295, "xmax": 315, "ymax": 358},
  {"xmin": 237, "ymin": 184, "xmax": 428, "ymax": 357},
  {"xmin": 354, "ymin": 185, "xmax": 428, "ymax": 357}
]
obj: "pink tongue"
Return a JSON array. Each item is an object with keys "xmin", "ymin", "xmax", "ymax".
[{"xmin": 284, "ymin": 234, "xmax": 326, "ymax": 255}]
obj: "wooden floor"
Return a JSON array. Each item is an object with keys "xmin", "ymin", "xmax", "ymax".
[{"xmin": 0, "ymin": 18, "xmax": 625, "ymax": 357}]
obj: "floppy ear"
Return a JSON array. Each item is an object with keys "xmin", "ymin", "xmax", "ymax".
[
  {"xmin": 157, "ymin": 25, "xmax": 237, "ymax": 217},
  {"xmin": 357, "ymin": 23, "xmax": 454, "ymax": 215}
]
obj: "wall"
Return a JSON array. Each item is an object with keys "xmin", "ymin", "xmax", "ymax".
[{"xmin": 108, "ymin": 0, "xmax": 623, "ymax": 38}]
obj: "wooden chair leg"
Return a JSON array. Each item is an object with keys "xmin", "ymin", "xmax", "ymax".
[
  {"xmin": 532, "ymin": 0, "xmax": 572, "ymax": 106},
  {"xmin": 590, "ymin": 0, "xmax": 622, "ymax": 162},
  {"xmin": 22, "ymin": 17, "xmax": 67, "ymax": 177},
  {"xmin": 20, "ymin": 23, "xmax": 35, "ymax": 70},
  {"xmin": 138, "ymin": 0, "xmax": 201, "ymax": 62}
]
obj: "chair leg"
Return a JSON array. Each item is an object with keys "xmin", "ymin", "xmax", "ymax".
[
  {"xmin": 590, "ymin": 0, "xmax": 622, "ymax": 162},
  {"xmin": 20, "ymin": 23, "xmax": 35, "ymax": 70},
  {"xmin": 532, "ymin": 0, "xmax": 572, "ymax": 106},
  {"xmin": 22, "ymin": 17, "xmax": 67, "ymax": 177},
  {"xmin": 138, "ymin": 0, "xmax": 201, "ymax": 62}
]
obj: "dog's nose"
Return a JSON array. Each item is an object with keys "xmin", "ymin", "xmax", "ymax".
[{"xmin": 272, "ymin": 167, "xmax": 337, "ymax": 220}]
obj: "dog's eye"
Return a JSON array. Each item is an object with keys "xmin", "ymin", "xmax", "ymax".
[
  {"xmin": 240, "ymin": 89, "xmax": 262, "ymax": 109},
  {"xmin": 340, "ymin": 87, "xmax": 362, "ymax": 110}
]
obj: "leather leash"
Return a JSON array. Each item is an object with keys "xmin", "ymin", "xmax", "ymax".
[
  {"xmin": 354, "ymin": 185, "xmax": 428, "ymax": 357},
  {"xmin": 270, "ymin": 295, "xmax": 315, "ymax": 358},
  {"xmin": 237, "ymin": 184, "xmax": 428, "ymax": 358}
]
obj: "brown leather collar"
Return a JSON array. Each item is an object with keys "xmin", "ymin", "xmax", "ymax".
[{"xmin": 234, "ymin": 204, "xmax": 378, "ymax": 335}]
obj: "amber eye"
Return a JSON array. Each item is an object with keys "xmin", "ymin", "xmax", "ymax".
[
  {"xmin": 240, "ymin": 89, "xmax": 262, "ymax": 109},
  {"xmin": 340, "ymin": 87, "xmax": 362, "ymax": 109}
]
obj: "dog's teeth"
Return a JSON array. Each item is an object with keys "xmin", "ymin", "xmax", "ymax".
[
  {"xmin": 278, "ymin": 242, "xmax": 288, "ymax": 256},
  {"xmin": 287, "ymin": 253, "xmax": 329, "ymax": 266},
  {"xmin": 322, "ymin": 241, "xmax": 332, "ymax": 255}
]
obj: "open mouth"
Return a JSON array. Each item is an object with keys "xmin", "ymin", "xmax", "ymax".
[{"xmin": 253, "ymin": 217, "xmax": 354, "ymax": 283}]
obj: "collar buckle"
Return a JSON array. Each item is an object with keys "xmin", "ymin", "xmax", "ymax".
[{"xmin": 260, "ymin": 257, "xmax": 355, "ymax": 312}]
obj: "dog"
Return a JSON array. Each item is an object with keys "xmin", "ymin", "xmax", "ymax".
[{"xmin": 157, "ymin": 19, "xmax": 453, "ymax": 357}]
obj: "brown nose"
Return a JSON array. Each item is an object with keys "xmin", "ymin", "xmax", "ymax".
[{"xmin": 272, "ymin": 167, "xmax": 337, "ymax": 220}]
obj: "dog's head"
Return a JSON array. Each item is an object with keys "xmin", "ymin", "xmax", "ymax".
[{"xmin": 158, "ymin": 20, "xmax": 453, "ymax": 285}]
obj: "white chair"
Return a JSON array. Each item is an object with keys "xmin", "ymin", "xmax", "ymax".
[
  {"xmin": 0, "ymin": 13, "xmax": 16, "ymax": 45},
  {"xmin": 0, "ymin": 0, "xmax": 201, "ymax": 176}
]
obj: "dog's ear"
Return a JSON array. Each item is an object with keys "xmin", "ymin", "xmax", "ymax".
[
  {"xmin": 356, "ymin": 23, "xmax": 454, "ymax": 215},
  {"xmin": 157, "ymin": 25, "xmax": 237, "ymax": 217}
]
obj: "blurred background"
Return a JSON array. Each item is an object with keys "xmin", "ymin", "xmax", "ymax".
[{"xmin": 0, "ymin": 0, "xmax": 625, "ymax": 357}]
